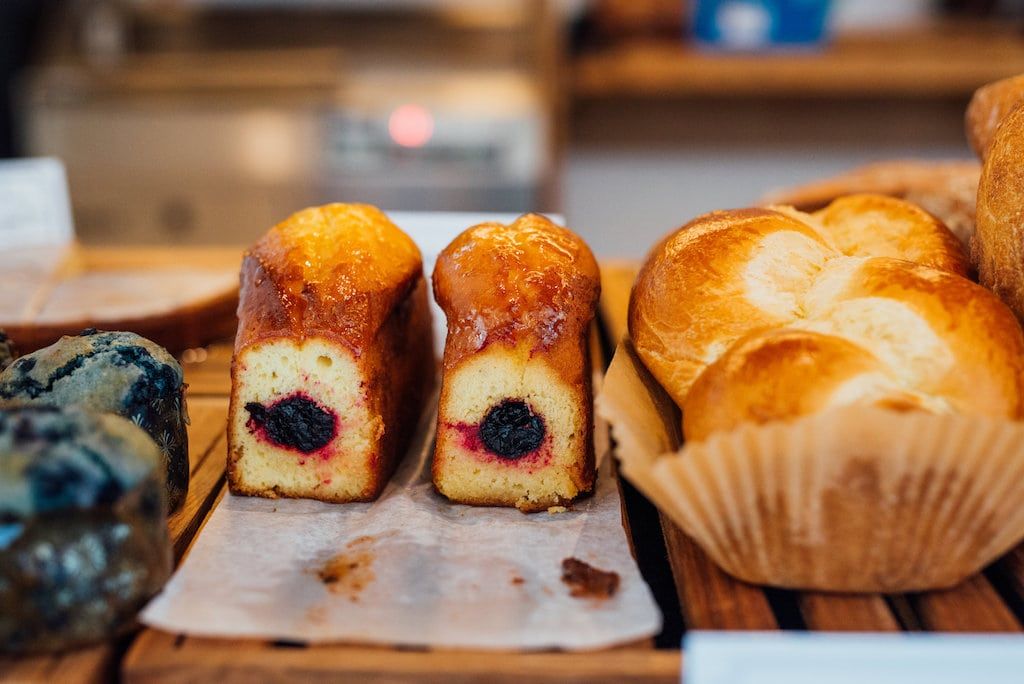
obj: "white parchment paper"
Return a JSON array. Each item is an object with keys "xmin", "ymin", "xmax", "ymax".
[{"xmin": 141, "ymin": 400, "xmax": 662, "ymax": 650}]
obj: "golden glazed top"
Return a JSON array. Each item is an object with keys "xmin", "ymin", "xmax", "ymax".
[
  {"xmin": 433, "ymin": 213, "xmax": 600, "ymax": 368},
  {"xmin": 236, "ymin": 203, "xmax": 423, "ymax": 353}
]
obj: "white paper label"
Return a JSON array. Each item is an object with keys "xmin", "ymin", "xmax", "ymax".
[
  {"xmin": 0, "ymin": 158, "xmax": 74, "ymax": 249},
  {"xmin": 684, "ymin": 631, "xmax": 1024, "ymax": 684}
]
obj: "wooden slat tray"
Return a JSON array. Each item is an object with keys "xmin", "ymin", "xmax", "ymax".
[
  {"xmin": 120, "ymin": 326, "xmax": 682, "ymax": 683},
  {"xmin": 6, "ymin": 259, "xmax": 1024, "ymax": 684}
]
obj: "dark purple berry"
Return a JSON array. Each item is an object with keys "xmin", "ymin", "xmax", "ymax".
[
  {"xmin": 245, "ymin": 394, "xmax": 336, "ymax": 454},
  {"xmin": 479, "ymin": 399, "xmax": 545, "ymax": 459}
]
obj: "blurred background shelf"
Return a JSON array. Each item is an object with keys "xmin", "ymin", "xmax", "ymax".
[
  {"xmin": 4, "ymin": 2, "xmax": 1024, "ymax": 256},
  {"xmin": 573, "ymin": 22, "xmax": 1024, "ymax": 99}
]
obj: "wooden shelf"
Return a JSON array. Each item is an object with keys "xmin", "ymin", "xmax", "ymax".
[{"xmin": 573, "ymin": 22, "xmax": 1024, "ymax": 99}]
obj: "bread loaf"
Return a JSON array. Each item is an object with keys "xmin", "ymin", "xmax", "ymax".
[
  {"xmin": 975, "ymin": 92, "xmax": 1024, "ymax": 322},
  {"xmin": 228, "ymin": 204, "xmax": 434, "ymax": 503},
  {"xmin": 630, "ymin": 195, "xmax": 1024, "ymax": 439},
  {"xmin": 761, "ymin": 160, "xmax": 980, "ymax": 249},
  {"xmin": 432, "ymin": 214, "xmax": 600, "ymax": 512},
  {"xmin": 967, "ymin": 74, "xmax": 1024, "ymax": 159}
]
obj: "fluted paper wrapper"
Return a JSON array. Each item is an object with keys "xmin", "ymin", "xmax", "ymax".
[{"xmin": 597, "ymin": 340, "xmax": 1024, "ymax": 592}]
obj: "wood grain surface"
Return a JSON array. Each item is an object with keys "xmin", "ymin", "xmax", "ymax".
[
  {"xmin": 7, "ymin": 255, "xmax": 1024, "ymax": 684},
  {"xmin": 121, "ymin": 326, "xmax": 679, "ymax": 683}
]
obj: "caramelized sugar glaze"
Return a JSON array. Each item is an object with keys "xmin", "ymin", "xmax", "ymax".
[
  {"xmin": 235, "ymin": 204, "xmax": 423, "ymax": 354},
  {"xmin": 433, "ymin": 214, "xmax": 600, "ymax": 371}
]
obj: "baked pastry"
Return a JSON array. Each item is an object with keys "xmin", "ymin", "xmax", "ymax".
[
  {"xmin": 966, "ymin": 74, "xmax": 1024, "ymax": 159},
  {"xmin": 228, "ymin": 204, "xmax": 433, "ymax": 503},
  {"xmin": 975, "ymin": 92, "xmax": 1024, "ymax": 322},
  {"xmin": 629, "ymin": 195, "xmax": 1024, "ymax": 439},
  {"xmin": 0, "ymin": 406, "xmax": 171, "ymax": 653},
  {"xmin": 631, "ymin": 194, "xmax": 969, "ymax": 408},
  {"xmin": 760, "ymin": 160, "xmax": 981, "ymax": 249},
  {"xmin": 432, "ymin": 214, "xmax": 600, "ymax": 512},
  {"xmin": 0, "ymin": 329, "xmax": 189, "ymax": 510}
]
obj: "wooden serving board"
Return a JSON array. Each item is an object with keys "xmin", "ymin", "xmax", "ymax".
[
  {"xmin": 0, "ymin": 246, "xmax": 240, "ymax": 355},
  {"xmin": 6, "ymin": 258, "xmax": 1024, "ymax": 684}
]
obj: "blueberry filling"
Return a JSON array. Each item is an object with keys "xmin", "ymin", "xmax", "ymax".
[
  {"xmin": 479, "ymin": 399, "xmax": 545, "ymax": 459},
  {"xmin": 245, "ymin": 395, "xmax": 336, "ymax": 454}
]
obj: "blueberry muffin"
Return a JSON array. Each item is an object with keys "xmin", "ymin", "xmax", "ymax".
[
  {"xmin": 0, "ymin": 406, "xmax": 172, "ymax": 653},
  {"xmin": 0, "ymin": 330, "xmax": 15, "ymax": 372},
  {"xmin": 0, "ymin": 330, "xmax": 189, "ymax": 509}
]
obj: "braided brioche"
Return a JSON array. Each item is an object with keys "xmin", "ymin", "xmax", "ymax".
[{"xmin": 630, "ymin": 195, "xmax": 1024, "ymax": 440}]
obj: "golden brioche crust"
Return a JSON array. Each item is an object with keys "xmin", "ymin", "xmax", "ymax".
[
  {"xmin": 631, "ymin": 195, "xmax": 1022, "ymax": 439},
  {"xmin": 629, "ymin": 207, "xmax": 824, "ymax": 407},
  {"xmin": 629, "ymin": 195, "xmax": 968, "ymax": 408},
  {"xmin": 761, "ymin": 161, "xmax": 981, "ymax": 249},
  {"xmin": 683, "ymin": 329, "xmax": 922, "ymax": 441},
  {"xmin": 432, "ymin": 214, "xmax": 601, "ymax": 508},
  {"xmin": 967, "ymin": 74, "xmax": 1024, "ymax": 160},
  {"xmin": 802, "ymin": 194, "xmax": 968, "ymax": 275},
  {"xmin": 975, "ymin": 102, "xmax": 1024, "ymax": 322},
  {"xmin": 682, "ymin": 259, "xmax": 1024, "ymax": 440}
]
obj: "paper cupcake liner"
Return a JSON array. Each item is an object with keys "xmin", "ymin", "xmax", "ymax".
[{"xmin": 597, "ymin": 340, "xmax": 1024, "ymax": 592}]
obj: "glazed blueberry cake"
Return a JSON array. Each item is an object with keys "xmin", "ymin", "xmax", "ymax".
[
  {"xmin": 432, "ymin": 214, "xmax": 601, "ymax": 512},
  {"xmin": 0, "ymin": 406, "xmax": 171, "ymax": 653},
  {"xmin": 228, "ymin": 204, "xmax": 434, "ymax": 503},
  {"xmin": 0, "ymin": 330, "xmax": 189, "ymax": 510}
]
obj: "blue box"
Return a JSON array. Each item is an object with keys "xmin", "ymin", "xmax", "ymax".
[{"xmin": 691, "ymin": 0, "xmax": 832, "ymax": 50}]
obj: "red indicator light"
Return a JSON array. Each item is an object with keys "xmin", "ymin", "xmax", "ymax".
[{"xmin": 388, "ymin": 104, "xmax": 434, "ymax": 148}]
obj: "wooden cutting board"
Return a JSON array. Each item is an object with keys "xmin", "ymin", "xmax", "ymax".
[{"xmin": 0, "ymin": 245, "xmax": 240, "ymax": 355}]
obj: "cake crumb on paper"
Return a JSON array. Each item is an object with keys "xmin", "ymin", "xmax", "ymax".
[
  {"xmin": 316, "ymin": 536, "xmax": 377, "ymax": 602},
  {"xmin": 561, "ymin": 557, "xmax": 619, "ymax": 599},
  {"xmin": 547, "ymin": 505, "xmax": 568, "ymax": 514}
]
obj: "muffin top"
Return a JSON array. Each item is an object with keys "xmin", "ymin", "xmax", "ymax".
[
  {"xmin": 0, "ymin": 330, "xmax": 184, "ymax": 435},
  {"xmin": 0, "ymin": 406, "xmax": 162, "ymax": 521}
]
